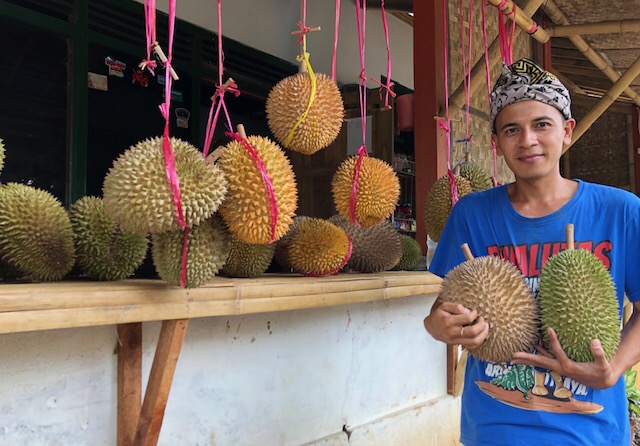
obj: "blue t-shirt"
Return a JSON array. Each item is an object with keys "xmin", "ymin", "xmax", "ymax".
[{"xmin": 429, "ymin": 180, "xmax": 640, "ymax": 446}]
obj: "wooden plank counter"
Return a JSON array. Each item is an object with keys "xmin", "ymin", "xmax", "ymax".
[{"xmin": 0, "ymin": 271, "xmax": 442, "ymax": 335}]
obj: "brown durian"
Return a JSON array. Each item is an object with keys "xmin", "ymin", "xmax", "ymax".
[
  {"xmin": 439, "ymin": 244, "xmax": 538, "ymax": 363},
  {"xmin": 332, "ymin": 155, "xmax": 400, "ymax": 227},
  {"xmin": 152, "ymin": 216, "xmax": 230, "ymax": 288},
  {"xmin": 266, "ymin": 72, "xmax": 344, "ymax": 154},
  {"xmin": 217, "ymin": 135, "xmax": 297, "ymax": 244},
  {"xmin": 221, "ymin": 237, "xmax": 275, "ymax": 278},
  {"xmin": 103, "ymin": 137, "xmax": 227, "ymax": 234},
  {"xmin": 329, "ymin": 215, "xmax": 402, "ymax": 273},
  {"xmin": 287, "ymin": 218, "xmax": 351, "ymax": 276},
  {"xmin": 424, "ymin": 175, "xmax": 473, "ymax": 242}
]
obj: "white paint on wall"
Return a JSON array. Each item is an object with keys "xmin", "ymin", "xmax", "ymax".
[
  {"xmin": 0, "ymin": 294, "xmax": 458, "ymax": 445},
  {"xmin": 136, "ymin": 0, "xmax": 414, "ymax": 89}
]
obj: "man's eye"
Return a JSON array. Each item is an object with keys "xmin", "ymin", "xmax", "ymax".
[{"xmin": 505, "ymin": 128, "xmax": 517, "ymax": 135}]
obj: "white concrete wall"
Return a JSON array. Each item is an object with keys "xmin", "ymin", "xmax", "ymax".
[
  {"xmin": 0, "ymin": 295, "xmax": 460, "ymax": 445},
  {"xmin": 143, "ymin": 0, "xmax": 414, "ymax": 89}
]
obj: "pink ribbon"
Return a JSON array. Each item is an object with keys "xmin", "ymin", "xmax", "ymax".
[
  {"xmin": 307, "ymin": 236, "xmax": 353, "ymax": 276},
  {"xmin": 226, "ymin": 131, "xmax": 279, "ymax": 242},
  {"xmin": 331, "ymin": 0, "xmax": 341, "ymax": 82},
  {"xmin": 481, "ymin": 1, "xmax": 499, "ymax": 183},
  {"xmin": 141, "ymin": 0, "xmax": 158, "ymax": 75},
  {"xmin": 349, "ymin": 146, "xmax": 368, "ymax": 226},
  {"xmin": 379, "ymin": 0, "xmax": 394, "ymax": 109},
  {"xmin": 292, "ymin": 21, "xmax": 312, "ymax": 44}
]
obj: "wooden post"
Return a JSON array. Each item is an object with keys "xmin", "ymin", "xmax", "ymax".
[
  {"xmin": 133, "ymin": 319, "xmax": 190, "ymax": 446},
  {"xmin": 568, "ymin": 54, "xmax": 640, "ymax": 152},
  {"xmin": 628, "ymin": 115, "xmax": 637, "ymax": 194},
  {"xmin": 634, "ymin": 108, "xmax": 640, "ymax": 193},
  {"xmin": 548, "ymin": 19, "xmax": 640, "ymax": 37},
  {"xmin": 484, "ymin": 0, "xmax": 549, "ymax": 43},
  {"xmin": 118, "ymin": 323, "xmax": 142, "ymax": 446}
]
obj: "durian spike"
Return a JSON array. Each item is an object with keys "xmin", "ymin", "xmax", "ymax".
[
  {"xmin": 461, "ymin": 243, "xmax": 474, "ymax": 261},
  {"xmin": 237, "ymin": 124, "xmax": 248, "ymax": 140},
  {"xmin": 566, "ymin": 224, "xmax": 575, "ymax": 251}
]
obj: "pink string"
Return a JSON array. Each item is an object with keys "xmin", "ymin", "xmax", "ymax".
[
  {"xmin": 331, "ymin": 0, "xmax": 341, "ymax": 82},
  {"xmin": 496, "ymin": 3, "xmax": 516, "ymax": 65},
  {"xmin": 349, "ymin": 146, "xmax": 368, "ymax": 226},
  {"xmin": 307, "ymin": 237, "xmax": 353, "ymax": 276},
  {"xmin": 140, "ymin": 0, "xmax": 158, "ymax": 74},
  {"xmin": 379, "ymin": 0, "xmax": 394, "ymax": 109},
  {"xmin": 481, "ymin": 0, "xmax": 499, "ymax": 184},
  {"xmin": 226, "ymin": 131, "xmax": 279, "ymax": 242},
  {"xmin": 459, "ymin": 0, "xmax": 474, "ymax": 142},
  {"xmin": 437, "ymin": 0, "xmax": 458, "ymax": 205}
]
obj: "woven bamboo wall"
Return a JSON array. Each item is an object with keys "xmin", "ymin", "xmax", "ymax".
[{"xmin": 448, "ymin": 0, "xmax": 532, "ymax": 184}]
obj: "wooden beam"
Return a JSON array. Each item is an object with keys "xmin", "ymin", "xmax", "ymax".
[
  {"xmin": 485, "ymin": 0, "xmax": 549, "ymax": 43},
  {"xmin": 133, "ymin": 319, "xmax": 189, "ymax": 446},
  {"xmin": 633, "ymin": 108, "xmax": 640, "ymax": 193},
  {"xmin": 543, "ymin": 0, "xmax": 640, "ymax": 108},
  {"xmin": 628, "ymin": 115, "xmax": 637, "ymax": 194},
  {"xmin": 572, "ymin": 94, "xmax": 633, "ymax": 115},
  {"xmin": 118, "ymin": 323, "xmax": 142, "ymax": 446},
  {"xmin": 568, "ymin": 54, "xmax": 640, "ymax": 152},
  {"xmin": 549, "ymin": 19, "xmax": 640, "ymax": 37}
]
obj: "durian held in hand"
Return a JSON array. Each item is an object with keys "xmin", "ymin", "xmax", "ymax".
[
  {"xmin": 439, "ymin": 243, "xmax": 538, "ymax": 364},
  {"xmin": 424, "ymin": 174, "xmax": 473, "ymax": 242},
  {"xmin": 539, "ymin": 224, "xmax": 620, "ymax": 362},
  {"xmin": 216, "ymin": 124, "xmax": 297, "ymax": 245},
  {"xmin": 332, "ymin": 155, "xmax": 400, "ymax": 227},
  {"xmin": 103, "ymin": 137, "xmax": 227, "ymax": 234}
]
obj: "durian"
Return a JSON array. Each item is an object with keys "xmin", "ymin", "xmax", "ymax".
[
  {"xmin": 274, "ymin": 216, "xmax": 311, "ymax": 272},
  {"xmin": 439, "ymin": 244, "xmax": 538, "ymax": 363},
  {"xmin": 0, "ymin": 183, "xmax": 75, "ymax": 281},
  {"xmin": 457, "ymin": 161, "xmax": 492, "ymax": 191},
  {"xmin": 152, "ymin": 216, "xmax": 230, "ymax": 288},
  {"xmin": 332, "ymin": 156, "xmax": 400, "ymax": 227},
  {"xmin": 287, "ymin": 218, "xmax": 351, "ymax": 276},
  {"xmin": 539, "ymin": 224, "xmax": 620, "ymax": 362},
  {"xmin": 0, "ymin": 137, "xmax": 5, "ymax": 175},
  {"xmin": 221, "ymin": 237, "xmax": 275, "ymax": 278},
  {"xmin": 266, "ymin": 72, "xmax": 344, "ymax": 154},
  {"xmin": 69, "ymin": 196, "xmax": 148, "ymax": 280},
  {"xmin": 393, "ymin": 235, "xmax": 423, "ymax": 271},
  {"xmin": 424, "ymin": 174, "xmax": 473, "ymax": 242},
  {"xmin": 329, "ymin": 215, "xmax": 401, "ymax": 273},
  {"xmin": 103, "ymin": 137, "xmax": 227, "ymax": 234},
  {"xmin": 218, "ymin": 134, "xmax": 297, "ymax": 244}
]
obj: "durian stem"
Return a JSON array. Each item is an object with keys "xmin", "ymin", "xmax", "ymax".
[
  {"xmin": 566, "ymin": 224, "xmax": 575, "ymax": 251},
  {"xmin": 237, "ymin": 124, "xmax": 248, "ymax": 140},
  {"xmin": 461, "ymin": 243, "xmax": 474, "ymax": 261},
  {"xmin": 298, "ymin": 59, "xmax": 308, "ymax": 73}
]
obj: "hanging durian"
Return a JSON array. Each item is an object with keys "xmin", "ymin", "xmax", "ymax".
[
  {"xmin": 393, "ymin": 234, "xmax": 423, "ymax": 271},
  {"xmin": 274, "ymin": 216, "xmax": 312, "ymax": 272},
  {"xmin": 217, "ymin": 126, "xmax": 297, "ymax": 244},
  {"xmin": 539, "ymin": 224, "xmax": 620, "ymax": 362},
  {"xmin": 457, "ymin": 161, "xmax": 492, "ymax": 191},
  {"xmin": 287, "ymin": 218, "xmax": 351, "ymax": 276},
  {"xmin": 329, "ymin": 215, "xmax": 402, "ymax": 273},
  {"xmin": 221, "ymin": 237, "xmax": 275, "ymax": 278},
  {"xmin": 439, "ymin": 243, "xmax": 538, "ymax": 363},
  {"xmin": 152, "ymin": 216, "xmax": 230, "ymax": 288},
  {"xmin": 332, "ymin": 155, "xmax": 400, "ymax": 227},
  {"xmin": 424, "ymin": 174, "xmax": 473, "ymax": 242},
  {"xmin": 69, "ymin": 196, "xmax": 148, "ymax": 281},
  {"xmin": 266, "ymin": 71, "xmax": 344, "ymax": 155},
  {"xmin": 103, "ymin": 136, "xmax": 227, "ymax": 234},
  {"xmin": 0, "ymin": 183, "xmax": 75, "ymax": 281}
]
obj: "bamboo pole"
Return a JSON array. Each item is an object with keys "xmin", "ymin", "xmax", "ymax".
[
  {"xmin": 449, "ymin": 0, "xmax": 546, "ymax": 111},
  {"xmin": 484, "ymin": 0, "xmax": 549, "ymax": 43},
  {"xmin": 548, "ymin": 19, "xmax": 640, "ymax": 37},
  {"xmin": 542, "ymin": 0, "xmax": 640, "ymax": 108},
  {"xmin": 567, "ymin": 53, "xmax": 640, "ymax": 152}
]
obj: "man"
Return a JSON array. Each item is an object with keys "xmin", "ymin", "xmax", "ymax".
[{"xmin": 424, "ymin": 58, "xmax": 640, "ymax": 445}]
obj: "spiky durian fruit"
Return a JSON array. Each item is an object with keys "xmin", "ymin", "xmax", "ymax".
[
  {"xmin": 287, "ymin": 218, "xmax": 351, "ymax": 276},
  {"xmin": 393, "ymin": 235, "xmax": 423, "ymax": 271},
  {"xmin": 266, "ymin": 72, "xmax": 344, "ymax": 154},
  {"xmin": 329, "ymin": 215, "xmax": 401, "ymax": 273},
  {"xmin": 218, "ymin": 135, "xmax": 297, "ymax": 244},
  {"xmin": 221, "ymin": 237, "xmax": 275, "ymax": 278},
  {"xmin": 332, "ymin": 156, "xmax": 400, "ymax": 227},
  {"xmin": 539, "ymin": 249, "xmax": 620, "ymax": 362},
  {"xmin": 152, "ymin": 216, "xmax": 230, "ymax": 288},
  {"xmin": 440, "ymin": 254, "xmax": 538, "ymax": 363},
  {"xmin": 103, "ymin": 137, "xmax": 227, "ymax": 234},
  {"xmin": 273, "ymin": 216, "xmax": 312, "ymax": 272},
  {"xmin": 458, "ymin": 161, "xmax": 492, "ymax": 191},
  {"xmin": 0, "ymin": 183, "xmax": 75, "ymax": 281},
  {"xmin": 69, "ymin": 196, "xmax": 148, "ymax": 281},
  {"xmin": 424, "ymin": 175, "xmax": 473, "ymax": 242},
  {"xmin": 0, "ymin": 138, "xmax": 6, "ymax": 175}
]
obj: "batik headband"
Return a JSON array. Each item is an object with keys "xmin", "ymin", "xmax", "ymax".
[{"xmin": 489, "ymin": 58, "xmax": 572, "ymax": 131}]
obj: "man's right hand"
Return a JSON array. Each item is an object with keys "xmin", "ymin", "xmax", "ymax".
[{"xmin": 423, "ymin": 300, "xmax": 489, "ymax": 349}]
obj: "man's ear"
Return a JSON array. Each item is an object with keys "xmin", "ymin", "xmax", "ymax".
[
  {"xmin": 563, "ymin": 118, "xmax": 576, "ymax": 145},
  {"xmin": 491, "ymin": 133, "xmax": 503, "ymax": 157}
]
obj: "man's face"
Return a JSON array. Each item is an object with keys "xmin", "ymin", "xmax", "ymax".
[{"xmin": 491, "ymin": 100, "xmax": 576, "ymax": 183}]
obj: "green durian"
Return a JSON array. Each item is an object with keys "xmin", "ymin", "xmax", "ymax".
[
  {"xmin": 221, "ymin": 238, "xmax": 275, "ymax": 278},
  {"xmin": 457, "ymin": 161, "xmax": 492, "ymax": 191},
  {"xmin": 69, "ymin": 196, "xmax": 148, "ymax": 280},
  {"xmin": 393, "ymin": 235, "xmax": 423, "ymax": 270},
  {"xmin": 539, "ymin": 228, "xmax": 620, "ymax": 362},
  {"xmin": 152, "ymin": 216, "xmax": 230, "ymax": 288},
  {"xmin": 424, "ymin": 175, "xmax": 473, "ymax": 242},
  {"xmin": 0, "ymin": 183, "xmax": 75, "ymax": 280}
]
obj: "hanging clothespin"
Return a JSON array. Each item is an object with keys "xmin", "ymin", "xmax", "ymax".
[{"xmin": 152, "ymin": 41, "xmax": 179, "ymax": 80}]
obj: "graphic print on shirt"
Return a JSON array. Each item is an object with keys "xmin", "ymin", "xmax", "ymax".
[{"xmin": 474, "ymin": 239, "xmax": 612, "ymax": 414}]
